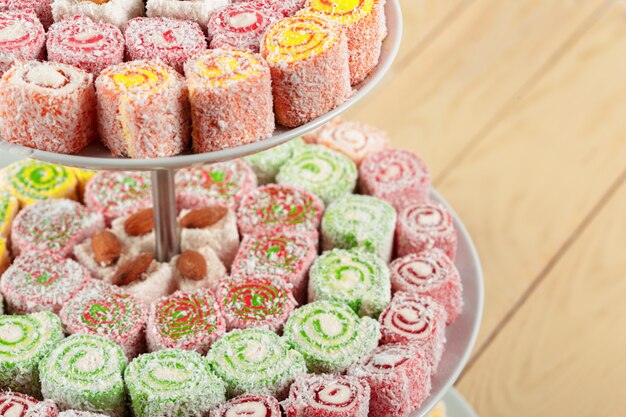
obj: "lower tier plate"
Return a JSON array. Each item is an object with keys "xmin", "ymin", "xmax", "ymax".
[{"xmin": 443, "ymin": 389, "xmax": 480, "ymax": 417}]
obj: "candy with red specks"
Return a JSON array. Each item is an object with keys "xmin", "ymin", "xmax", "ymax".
[
  {"xmin": 146, "ymin": 0, "xmax": 229, "ymax": 29},
  {"xmin": 0, "ymin": 12, "xmax": 45, "ymax": 76},
  {"xmin": 235, "ymin": 0, "xmax": 306, "ymax": 17},
  {"xmin": 209, "ymin": 394, "xmax": 282, "ymax": 417},
  {"xmin": 359, "ymin": 148, "xmax": 430, "ymax": 212},
  {"xmin": 0, "ymin": 0, "xmax": 53, "ymax": 28},
  {"xmin": 0, "ymin": 392, "xmax": 58, "ymax": 416},
  {"xmin": 52, "ymin": 0, "xmax": 144, "ymax": 31},
  {"xmin": 208, "ymin": 3, "xmax": 280, "ymax": 52},
  {"xmin": 390, "ymin": 249, "xmax": 463, "ymax": 324},
  {"xmin": 396, "ymin": 202, "xmax": 458, "ymax": 260}
]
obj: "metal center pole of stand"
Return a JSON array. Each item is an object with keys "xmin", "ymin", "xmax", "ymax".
[{"xmin": 151, "ymin": 169, "xmax": 180, "ymax": 262}]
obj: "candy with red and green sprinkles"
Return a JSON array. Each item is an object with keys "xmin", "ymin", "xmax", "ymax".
[
  {"xmin": 125, "ymin": 349, "xmax": 226, "ymax": 417},
  {"xmin": 0, "ymin": 392, "xmax": 58, "ymax": 416},
  {"xmin": 11, "ymin": 199, "xmax": 104, "ymax": 258},
  {"xmin": 216, "ymin": 276, "xmax": 297, "ymax": 332},
  {"xmin": 39, "ymin": 334, "xmax": 127, "ymax": 417},
  {"xmin": 237, "ymin": 184, "xmax": 324, "ymax": 235},
  {"xmin": 396, "ymin": 202, "xmax": 458, "ymax": 260},
  {"xmin": 1, "ymin": 253, "xmax": 91, "ymax": 314},
  {"xmin": 0, "ymin": 190, "xmax": 18, "ymax": 237},
  {"xmin": 308, "ymin": 248, "xmax": 391, "ymax": 318},
  {"xmin": 243, "ymin": 137, "xmax": 304, "ymax": 184},
  {"xmin": 283, "ymin": 300, "xmax": 380, "ymax": 374},
  {"xmin": 147, "ymin": 289, "xmax": 226, "ymax": 355},
  {"xmin": 0, "ymin": 312, "xmax": 63, "ymax": 398},
  {"xmin": 208, "ymin": 394, "xmax": 281, "ymax": 417},
  {"xmin": 1, "ymin": 160, "xmax": 77, "ymax": 207},
  {"xmin": 207, "ymin": 328, "xmax": 307, "ymax": 399},
  {"xmin": 59, "ymin": 281, "xmax": 147, "ymax": 360},
  {"xmin": 276, "ymin": 145, "xmax": 357, "ymax": 205},
  {"xmin": 321, "ymin": 194, "xmax": 396, "ymax": 262}
]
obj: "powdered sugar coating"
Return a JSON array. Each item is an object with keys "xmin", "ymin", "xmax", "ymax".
[
  {"xmin": 396, "ymin": 202, "xmax": 458, "ymax": 260},
  {"xmin": 235, "ymin": 0, "xmax": 306, "ymax": 17},
  {"xmin": 103, "ymin": 258, "xmax": 175, "ymax": 308},
  {"xmin": 208, "ymin": 3, "xmax": 280, "ymax": 52},
  {"xmin": 52, "ymin": 0, "xmax": 144, "ymax": 31},
  {"xmin": 0, "ymin": 0, "xmax": 53, "ymax": 28},
  {"xmin": 209, "ymin": 394, "xmax": 281, "ymax": 417},
  {"xmin": 146, "ymin": 0, "xmax": 229, "ymax": 29},
  {"xmin": 0, "ymin": 11, "xmax": 45, "ymax": 76},
  {"xmin": 171, "ymin": 245, "xmax": 227, "ymax": 292}
]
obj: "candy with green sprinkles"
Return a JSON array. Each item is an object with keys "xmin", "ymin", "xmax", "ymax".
[
  {"xmin": 207, "ymin": 328, "xmax": 307, "ymax": 399},
  {"xmin": 276, "ymin": 145, "xmax": 357, "ymax": 205},
  {"xmin": 244, "ymin": 137, "xmax": 304, "ymax": 184},
  {"xmin": 283, "ymin": 300, "xmax": 381, "ymax": 374},
  {"xmin": 0, "ymin": 160, "xmax": 77, "ymax": 207},
  {"xmin": 0, "ymin": 312, "xmax": 64, "ymax": 398},
  {"xmin": 0, "ymin": 190, "xmax": 19, "ymax": 238},
  {"xmin": 321, "ymin": 194, "xmax": 396, "ymax": 262},
  {"xmin": 125, "ymin": 349, "xmax": 226, "ymax": 417},
  {"xmin": 39, "ymin": 334, "xmax": 127, "ymax": 417},
  {"xmin": 308, "ymin": 248, "xmax": 391, "ymax": 318}
]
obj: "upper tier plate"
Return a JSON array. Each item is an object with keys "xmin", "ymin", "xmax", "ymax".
[{"xmin": 0, "ymin": 0, "xmax": 403, "ymax": 171}]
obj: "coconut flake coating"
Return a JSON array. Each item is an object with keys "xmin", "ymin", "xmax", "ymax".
[
  {"xmin": 125, "ymin": 17, "xmax": 207, "ymax": 74},
  {"xmin": 11, "ymin": 199, "xmax": 104, "ymax": 258},
  {"xmin": 308, "ymin": 248, "xmax": 391, "ymax": 318},
  {"xmin": 209, "ymin": 394, "xmax": 282, "ymax": 417},
  {"xmin": 59, "ymin": 411, "xmax": 109, "ymax": 417},
  {"xmin": 235, "ymin": 0, "xmax": 306, "ymax": 17},
  {"xmin": 146, "ymin": 0, "xmax": 229, "ymax": 29},
  {"xmin": 0, "ymin": 391, "xmax": 57, "ymax": 416},
  {"xmin": 321, "ymin": 194, "xmax": 396, "ymax": 262},
  {"xmin": 1, "ymin": 253, "xmax": 92, "ymax": 314},
  {"xmin": 396, "ymin": 202, "xmax": 458, "ymax": 260},
  {"xmin": 47, "ymin": 15, "xmax": 124, "ymax": 77},
  {"xmin": 0, "ymin": 0, "xmax": 53, "ymax": 28},
  {"xmin": 208, "ymin": 3, "xmax": 280, "ymax": 52},
  {"xmin": 125, "ymin": 349, "xmax": 226, "ymax": 417},
  {"xmin": 283, "ymin": 300, "xmax": 380, "ymax": 374},
  {"xmin": 39, "ymin": 334, "xmax": 127, "ymax": 417},
  {"xmin": 0, "ymin": 11, "xmax": 45, "ymax": 76},
  {"xmin": 0, "ymin": 190, "xmax": 18, "ymax": 237},
  {"xmin": 207, "ymin": 328, "xmax": 307, "ymax": 399},
  {"xmin": 52, "ymin": 0, "xmax": 144, "ymax": 30},
  {"xmin": 0, "ymin": 312, "xmax": 63, "ymax": 398},
  {"xmin": 243, "ymin": 137, "xmax": 304, "ymax": 184}
]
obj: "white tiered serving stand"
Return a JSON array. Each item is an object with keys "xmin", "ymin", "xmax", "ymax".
[{"xmin": 0, "ymin": 2, "xmax": 483, "ymax": 415}]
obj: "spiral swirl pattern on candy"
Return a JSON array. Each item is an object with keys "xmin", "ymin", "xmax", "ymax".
[
  {"xmin": 207, "ymin": 328, "xmax": 307, "ymax": 398},
  {"xmin": 0, "ymin": 392, "xmax": 56, "ymax": 417},
  {"xmin": 396, "ymin": 203, "xmax": 458, "ymax": 260},
  {"xmin": 39, "ymin": 334, "xmax": 127, "ymax": 417},
  {"xmin": 309, "ymin": 119, "xmax": 389, "ymax": 164},
  {"xmin": 2, "ymin": 161, "xmax": 77, "ymax": 206},
  {"xmin": 0, "ymin": 12, "xmax": 45, "ymax": 75},
  {"xmin": 208, "ymin": 3, "xmax": 279, "ymax": 52},
  {"xmin": 209, "ymin": 394, "xmax": 282, "ymax": 417},
  {"xmin": 84, "ymin": 171, "xmax": 151, "ymax": 224},
  {"xmin": 283, "ymin": 300, "xmax": 380, "ymax": 373},
  {"xmin": 125, "ymin": 349, "xmax": 226, "ymax": 417},
  {"xmin": 244, "ymin": 137, "xmax": 304, "ymax": 184}
]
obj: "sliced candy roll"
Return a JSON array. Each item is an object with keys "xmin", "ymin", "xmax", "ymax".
[
  {"xmin": 59, "ymin": 411, "xmax": 109, "ymax": 417},
  {"xmin": 261, "ymin": 14, "xmax": 350, "ymax": 127},
  {"xmin": 308, "ymin": 248, "xmax": 391, "ymax": 318},
  {"xmin": 0, "ymin": 11, "xmax": 45, "ymax": 76},
  {"xmin": 171, "ymin": 247, "xmax": 227, "ymax": 293},
  {"xmin": 0, "ymin": 61, "xmax": 97, "ymax": 155},
  {"xmin": 1, "ymin": 161, "xmax": 78, "ymax": 207},
  {"xmin": 208, "ymin": 2, "xmax": 280, "ymax": 52},
  {"xmin": 125, "ymin": 17, "xmax": 207, "ymax": 74},
  {"xmin": 276, "ymin": 145, "xmax": 357, "ymax": 205},
  {"xmin": 125, "ymin": 349, "xmax": 226, "ymax": 417},
  {"xmin": 47, "ymin": 15, "xmax": 124, "ymax": 77},
  {"xmin": 359, "ymin": 148, "xmax": 430, "ymax": 212},
  {"xmin": 347, "ymin": 343, "xmax": 432, "ymax": 417},
  {"xmin": 60, "ymin": 281, "xmax": 147, "ymax": 360},
  {"xmin": 0, "ymin": 237, "xmax": 8, "ymax": 277},
  {"xmin": 184, "ymin": 49, "xmax": 274, "ymax": 153},
  {"xmin": 11, "ymin": 199, "xmax": 104, "ymax": 258},
  {"xmin": 1, "ymin": 253, "xmax": 91, "ymax": 314},
  {"xmin": 84, "ymin": 171, "xmax": 152, "ymax": 225},
  {"xmin": 176, "ymin": 161, "xmax": 258, "ymax": 211},
  {"xmin": 207, "ymin": 328, "xmax": 307, "ymax": 399},
  {"xmin": 147, "ymin": 289, "xmax": 226, "ymax": 355},
  {"xmin": 146, "ymin": 0, "xmax": 229, "ymax": 29},
  {"xmin": 390, "ymin": 249, "xmax": 463, "ymax": 324},
  {"xmin": 396, "ymin": 202, "xmax": 458, "ymax": 260},
  {"xmin": 237, "ymin": 184, "xmax": 324, "ymax": 235},
  {"xmin": 52, "ymin": 0, "xmax": 144, "ymax": 30},
  {"xmin": 209, "ymin": 394, "xmax": 282, "ymax": 417},
  {"xmin": 39, "ymin": 334, "xmax": 127, "ymax": 417},
  {"xmin": 283, "ymin": 374, "xmax": 371, "ymax": 417},
  {"xmin": 244, "ymin": 137, "xmax": 304, "ymax": 184},
  {"xmin": 379, "ymin": 292, "xmax": 447, "ymax": 371},
  {"xmin": 216, "ymin": 276, "xmax": 297, "ymax": 332},
  {"xmin": 0, "ymin": 312, "xmax": 64, "ymax": 397},
  {"xmin": 0, "ymin": 392, "xmax": 57, "ymax": 416},
  {"xmin": 0, "ymin": 0, "xmax": 53, "ymax": 28},
  {"xmin": 0, "ymin": 190, "xmax": 18, "ymax": 237},
  {"xmin": 231, "ymin": 230, "xmax": 317, "ymax": 304},
  {"xmin": 321, "ymin": 194, "xmax": 396, "ymax": 262},
  {"xmin": 283, "ymin": 300, "xmax": 380, "ymax": 374},
  {"xmin": 302, "ymin": 0, "xmax": 385, "ymax": 85}
]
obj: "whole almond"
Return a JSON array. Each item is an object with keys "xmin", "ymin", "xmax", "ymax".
[
  {"xmin": 125, "ymin": 208, "xmax": 154, "ymax": 237},
  {"xmin": 177, "ymin": 250, "xmax": 207, "ymax": 281},
  {"xmin": 91, "ymin": 230, "xmax": 122, "ymax": 267},
  {"xmin": 179, "ymin": 206, "xmax": 228, "ymax": 229},
  {"xmin": 112, "ymin": 253, "xmax": 154, "ymax": 286}
]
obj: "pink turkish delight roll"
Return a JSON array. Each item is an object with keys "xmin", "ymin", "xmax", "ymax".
[
  {"xmin": 396, "ymin": 202, "xmax": 458, "ymax": 260},
  {"xmin": 11, "ymin": 199, "xmax": 104, "ymax": 258},
  {"xmin": 0, "ymin": 0, "xmax": 53, "ymax": 28},
  {"xmin": 125, "ymin": 17, "xmax": 206, "ymax": 74},
  {"xmin": 379, "ymin": 292, "xmax": 447, "ymax": 372},
  {"xmin": 0, "ymin": 392, "xmax": 57, "ymax": 417},
  {"xmin": 283, "ymin": 374, "xmax": 370, "ymax": 417},
  {"xmin": 0, "ymin": 11, "xmax": 44, "ymax": 76},
  {"xmin": 235, "ymin": 0, "xmax": 306, "ymax": 17},
  {"xmin": 51, "ymin": 0, "xmax": 144, "ymax": 31},
  {"xmin": 209, "ymin": 394, "xmax": 281, "ymax": 417},
  {"xmin": 208, "ymin": 3, "xmax": 280, "ymax": 52},
  {"xmin": 390, "ymin": 248, "xmax": 463, "ymax": 324},
  {"xmin": 146, "ymin": 0, "xmax": 229, "ymax": 29},
  {"xmin": 347, "ymin": 344, "xmax": 432, "ymax": 417},
  {"xmin": 360, "ymin": 148, "xmax": 430, "ymax": 212},
  {"xmin": 46, "ymin": 15, "xmax": 124, "ymax": 77}
]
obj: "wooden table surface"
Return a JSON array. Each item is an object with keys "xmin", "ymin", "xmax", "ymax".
[{"xmin": 347, "ymin": 1, "xmax": 626, "ymax": 415}]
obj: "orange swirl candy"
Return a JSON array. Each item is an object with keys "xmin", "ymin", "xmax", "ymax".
[
  {"xmin": 261, "ymin": 14, "xmax": 350, "ymax": 127},
  {"xmin": 95, "ymin": 60, "xmax": 190, "ymax": 158},
  {"xmin": 184, "ymin": 49, "xmax": 274, "ymax": 153},
  {"xmin": 302, "ymin": 0, "xmax": 385, "ymax": 85},
  {"xmin": 0, "ymin": 60, "xmax": 97, "ymax": 154}
]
